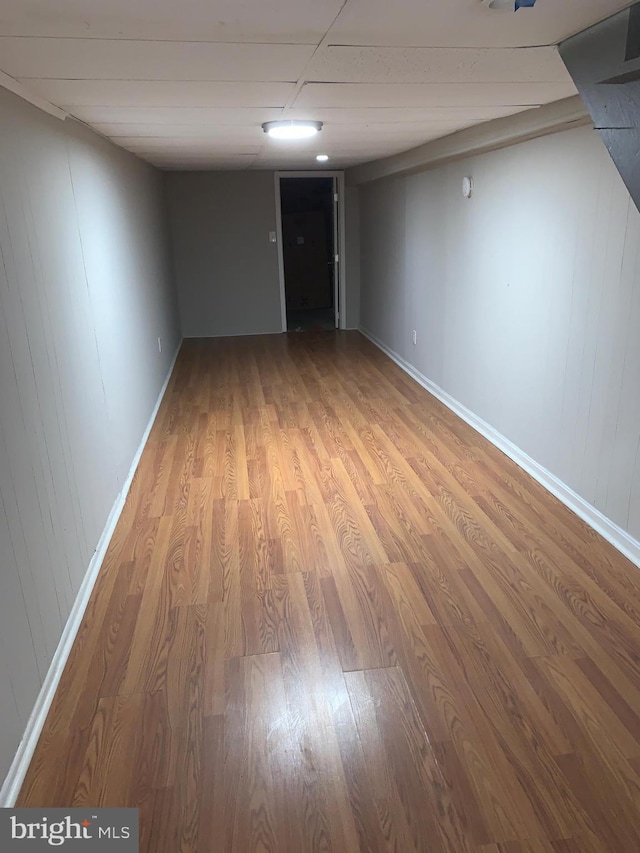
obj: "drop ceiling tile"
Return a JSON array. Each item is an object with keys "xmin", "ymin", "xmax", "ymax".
[
  {"xmin": 1, "ymin": 38, "xmax": 315, "ymax": 81},
  {"xmin": 286, "ymin": 105, "xmax": 533, "ymax": 123},
  {"xmin": 261, "ymin": 134, "xmax": 444, "ymax": 156},
  {"xmin": 294, "ymin": 81, "xmax": 577, "ymax": 109},
  {"xmin": 68, "ymin": 104, "xmax": 534, "ymax": 141},
  {"xmin": 89, "ymin": 119, "xmax": 475, "ymax": 139},
  {"xmin": 1, "ymin": 0, "xmax": 617, "ymax": 172},
  {"xmin": 328, "ymin": 0, "xmax": 633, "ymax": 48},
  {"xmin": 20, "ymin": 79, "xmax": 296, "ymax": 107},
  {"xmin": 308, "ymin": 45, "xmax": 571, "ymax": 84},
  {"xmin": 155, "ymin": 164, "xmax": 255, "ymax": 170},
  {"xmin": 151, "ymin": 154, "xmax": 257, "ymax": 163},
  {"xmin": 298, "ymin": 124, "xmax": 461, "ymax": 141},
  {"xmin": 0, "ymin": 0, "xmax": 344, "ymax": 42},
  {"xmin": 152, "ymin": 156, "xmax": 258, "ymax": 169},
  {"xmin": 68, "ymin": 106, "xmax": 286, "ymax": 125},
  {"xmin": 120, "ymin": 142, "xmax": 260, "ymax": 159},
  {"xmin": 94, "ymin": 119, "xmax": 486, "ymax": 140},
  {"xmin": 112, "ymin": 136, "xmax": 261, "ymax": 150},
  {"xmin": 251, "ymin": 137, "xmax": 444, "ymax": 165},
  {"xmin": 92, "ymin": 123, "xmax": 267, "ymax": 138},
  {"xmin": 110, "ymin": 136, "xmax": 263, "ymax": 152},
  {"xmin": 253, "ymin": 159, "xmax": 360, "ymax": 170}
]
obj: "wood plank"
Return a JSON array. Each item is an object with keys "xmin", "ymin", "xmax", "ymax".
[
  {"xmin": 223, "ymin": 653, "xmax": 293, "ymax": 852},
  {"xmin": 17, "ymin": 331, "xmax": 640, "ymax": 852},
  {"xmin": 345, "ymin": 666, "xmax": 473, "ymax": 852},
  {"xmin": 271, "ymin": 572, "xmax": 381, "ymax": 851}
]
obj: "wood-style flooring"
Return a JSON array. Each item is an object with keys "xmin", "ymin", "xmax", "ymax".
[{"xmin": 18, "ymin": 331, "xmax": 640, "ymax": 852}]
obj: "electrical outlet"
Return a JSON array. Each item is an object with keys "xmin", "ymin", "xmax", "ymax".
[
  {"xmin": 412, "ymin": 330, "xmax": 417, "ymax": 345},
  {"xmin": 158, "ymin": 337, "xmax": 162, "ymax": 353}
]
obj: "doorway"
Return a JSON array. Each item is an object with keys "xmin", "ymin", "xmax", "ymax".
[{"xmin": 275, "ymin": 172, "xmax": 346, "ymax": 332}]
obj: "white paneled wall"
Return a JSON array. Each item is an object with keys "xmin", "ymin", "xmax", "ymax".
[
  {"xmin": 0, "ymin": 87, "xmax": 180, "ymax": 786},
  {"xmin": 359, "ymin": 125, "xmax": 640, "ymax": 542}
]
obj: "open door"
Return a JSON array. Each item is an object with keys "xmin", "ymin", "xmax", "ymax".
[{"xmin": 275, "ymin": 171, "xmax": 345, "ymax": 333}]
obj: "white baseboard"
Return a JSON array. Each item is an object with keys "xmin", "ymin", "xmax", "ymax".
[
  {"xmin": 359, "ymin": 326, "xmax": 640, "ymax": 571},
  {"xmin": 0, "ymin": 342, "xmax": 182, "ymax": 808}
]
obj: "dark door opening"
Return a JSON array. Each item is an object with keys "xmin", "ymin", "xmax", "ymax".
[{"xmin": 280, "ymin": 177, "xmax": 337, "ymax": 332}]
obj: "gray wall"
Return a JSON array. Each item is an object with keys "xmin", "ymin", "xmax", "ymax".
[
  {"xmin": 358, "ymin": 124, "xmax": 640, "ymax": 541},
  {"xmin": 560, "ymin": 6, "xmax": 640, "ymax": 215},
  {"xmin": 167, "ymin": 171, "xmax": 283, "ymax": 337},
  {"xmin": 167, "ymin": 171, "xmax": 361, "ymax": 337},
  {"xmin": 0, "ymin": 87, "xmax": 180, "ymax": 786}
]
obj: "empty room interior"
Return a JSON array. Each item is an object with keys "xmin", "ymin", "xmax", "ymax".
[{"xmin": 3, "ymin": 0, "xmax": 640, "ymax": 850}]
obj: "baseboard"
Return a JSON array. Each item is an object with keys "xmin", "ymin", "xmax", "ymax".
[
  {"xmin": 0, "ymin": 341, "xmax": 182, "ymax": 808},
  {"xmin": 359, "ymin": 326, "xmax": 640, "ymax": 571},
  {"xmin": 183, "ymin": 329, "xmax": 282, "ymax": 339}
]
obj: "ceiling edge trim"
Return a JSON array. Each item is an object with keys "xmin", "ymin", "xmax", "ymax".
[
  {"xmin": 0, "ymin": 70, "xmax": 67, "ymax": 121},
  {"xmin": 346, "ymin": 95, "xmax": 591, "ymax": 185}
]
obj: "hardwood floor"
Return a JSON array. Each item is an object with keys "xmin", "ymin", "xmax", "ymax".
[{"xmin": 18, "ymin": 331, "xmax": 640, "ymax": 852}]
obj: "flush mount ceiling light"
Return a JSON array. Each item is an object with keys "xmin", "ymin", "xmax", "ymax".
[
  {"xmin": 316, "ymin": 154, "xmax": 329, "ymax": 162},
  {"xmin": 482, "ymin": 0, "xmax": 536, "ymax": 9},
  {"xmin": 262, "ymin": 120, "xmax": 323, "ymax": 140}
]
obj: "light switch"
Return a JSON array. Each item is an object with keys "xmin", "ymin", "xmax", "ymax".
[{"xmin": 269, "ymin": 231, "xmax": 277, "ymax": 243}]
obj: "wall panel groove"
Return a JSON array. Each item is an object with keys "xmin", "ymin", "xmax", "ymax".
[
  {"xmin": 359, "ymin": 124, "xmax": 640, "ymax": 552},
  {"xmin": 0, "ymin": 86, "xmax": 180, "ymax": 789}
]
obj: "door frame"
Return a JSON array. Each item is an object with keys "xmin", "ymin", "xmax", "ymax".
[{"xmin": 274, "ymin": 170, "xmax": 347, "ymax": 332}]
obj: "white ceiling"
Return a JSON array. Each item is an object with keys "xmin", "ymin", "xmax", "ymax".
[{"xmin": 0, "ymin": 0, "xmax": 632, "ymax": 170}]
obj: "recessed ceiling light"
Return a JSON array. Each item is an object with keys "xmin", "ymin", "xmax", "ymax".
[
  {"xmin": 316, "ymin": 154, "xmax": 329, "ymax": 162},
  {"xmin": 262, "ymin": 120, "xmax": 323, "ymax": 140}
]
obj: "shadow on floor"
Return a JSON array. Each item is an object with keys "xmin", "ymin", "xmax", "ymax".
[{"xmin": 287, "ymin": 307, "xmax": 335, "ymax": 332}]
